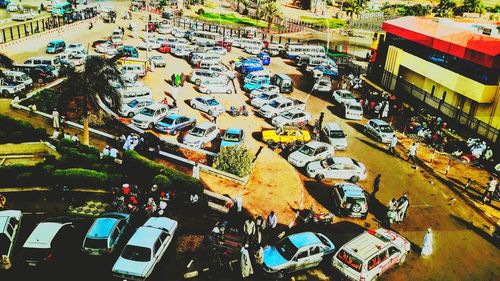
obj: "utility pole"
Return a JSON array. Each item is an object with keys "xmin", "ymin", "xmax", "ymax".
[{"xmin": 145, "ymin": 0, "xmax": 149, "ymax": 60}]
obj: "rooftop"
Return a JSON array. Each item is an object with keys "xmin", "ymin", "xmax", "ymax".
[{"xmin": 288, "ymin": 232, "xmax": 321, "ymax": 249}]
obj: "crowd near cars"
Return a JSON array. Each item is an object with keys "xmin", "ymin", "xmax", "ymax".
[{"xmin": 0, "ymin": 14, "xmax": 412, "ymax": 280}]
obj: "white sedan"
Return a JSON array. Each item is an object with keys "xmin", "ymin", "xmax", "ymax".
[
  {"xmin": 190, "ymin": 96, "xmax": 225, "ymax": 116},
  {"xmin": 332, "ymin": 89, "xmax": 356, "ymax": 105},
  {"xmin": 288, "ymin": 141, "xmax": 334, "ymax": 168},
  {"xmin": 271, "ymin": 109, "xmax": 312, "ymax": 128},
  {"xmin": 208, "ymin": 47, "xmax": 228, "ymax": 56},
  {"xmin": 157, "ymin": 25, "xmax": 173, "ymax": 34},
  {"xmin": 150, "ymin": 55, "xmax": 167, "ymax": 67},
  {"xmin": 199, "ymin": 80, "xmax": 234, "ymax": 94},
  {"xmin": 112, "ymin": 217, "xmax": 177, "ymax": 281},
  {"xmin": 183, "ymin": 122, "xmax": 220, "ymax": 148},
  {"xmin": 95, "ymin": 43, "xmax": 118, "ymax": 55},
  {"xmin": 306, "ymin": 156, "xmax": 367, "ymax": 182},
  {"xmin": 251, "ymin": 92, "xmax": 281, "ymax": 108},
  {"xmin": 245, "ymin": 46, "xmax": 262, "ymax": 55},
  {"xmin": 137, "ymin": 40, "xmax": 161, "ymax": 50},
  {"xmin": 249, "ymin": 84, "xmax": 280, "ymax": 99}
]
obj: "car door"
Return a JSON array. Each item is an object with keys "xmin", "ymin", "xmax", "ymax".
[
  {"xmin": 307, "ymin": 245, "xmax": 325, "ymax": 268},
  {"xmin": 292, "ymin": 248, "xmax": 311, "ymax": 272},
  {"xmin": 328, "ymin": 162, "xmax": 343, "ymax": 178},
  {"xmin": 315, "ymin": 146, "xmax": 328, "ymax": 160},
  {"xmin": 206, "ymin": 126, "xmax": 216, "ymax": 142}
]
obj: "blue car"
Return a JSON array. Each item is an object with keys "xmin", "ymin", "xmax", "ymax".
[
  {"xmin": 243, "ymin": 77, "xmax": 271, "ymax": 92},
  {"xmin": 221, "ymin": 128, "xmax": 244, "ymax": 148},
  {"xmin": 82, "ymin": 212, "xmax": 131, "ymax": 256},
  {"xmin": 234, "ymin": 57, "xmax": 261, "ymax": 69},
  {"xmin": 240, "ymin": 62, "xmax": 264, "ymax": 75},
  {"xmin": 263, "ymin": 232, "xmax": 335, "ymax": 278},
  {"xmin": 314, "ymin": 66, "xmax": 339, "ymax": 79},
  {"xmin": 155, "ymin": 114, "xmax": 196, "ymax": 135},
  {"xmin": 258, "ymin": 52, "xmax": 271, "ymax": 65}
]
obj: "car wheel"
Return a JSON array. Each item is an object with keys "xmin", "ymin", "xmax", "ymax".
[
  {"xmin": 377, "ymin": 136, "xmax": 383, "ymax": 142},
  {"xmin": 191, "ymin": 121, "xmax": 196, "ymax": 127},
  {"xmin": 276, "ymin": 270, "xmax": 287, "ymax": 280},
  {"xmin": 170, "ymin": 130, "xmax": 178, "ymax": 136},
  {"xmin": 226, "ymin": 89, "xmax": 232, "ymax": 94},
  {"xmin": 206, "ymin": 90, "xmax": 212, "ymax": 95},
  {"xmin": 192, "ymin": 103, "xmax": 197, "ymax": 109},
  {"xmin": 127, "ymin": 112, "xmax": 135, "ymax": 118},
  {"xmin": 208, "ymin": 110, "xmax": 213, "ymax": 116},
  {"xmin": 351, "ymin": 203, "xmax": 362, "ymax": 213},
  {"xmin": 37, "ymin": 78, "xmax": 44, "ymax": 84},
  {"xmin": 315, "ymin": 174, "xmax": 325, "ymax": 181},
  {"xmin": 195, "ymin": 79, "xmax": 201, "ymax": 86},
  {"xmin": 350, "ymin": 175, "xmax": 360, "ymax": 183},
  {"xmin": 1, "ymin": 90, "xmax": 9, "ymax": 97}
]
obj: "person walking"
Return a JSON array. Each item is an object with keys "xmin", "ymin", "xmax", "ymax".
[
  {"xmin": 52, "ymin": 108, "xmax": 60, "ymax": 129},
  {"xmin": 211, "ymin": 113, "xmax": 217, "ymax": 125},
  {"xmin": 483, "ymin": 177, "xmax": 497, "ymax": 205},
  {"xmin": 389, "ymin": 135, "xmax": 398, "ymax": 156},
  {"xmin": 240, "ymin": 245, "xmax": 254, "ymax": 279},
  {"xmin": 318, "ymin": 112, "xmax": 324, "ymax": 130},
  {"xmin": 180, "ymin": 72, "xmax": 186, "ymax": 87},
  {"xmin": 421, "ymin": 228, "xmax": 433, "ymax": 257},
  {"xmin": 171, "ymin": 73, "xmax": 176, "ymax": 87},
  {"xmin": 266, "ymin": 211, "xmax": 277, "ymax": 229},
  {"xmin": 192, "ymin": 162, "xmax": 200, "ymax": 180},
  {"xmin": 396, "ymin": 194, "xmax": 409, "ymax": 224},
  {"xmin": 407, "ymin": 143, "xmax": 417, "ymax": 166},
  {"xmin": 175, "ymin": 73, "xmax": 181, "ymax": 87},
  {"xmin": 372, "ymin": 174, "xmax": 381, "ymax": 196}
]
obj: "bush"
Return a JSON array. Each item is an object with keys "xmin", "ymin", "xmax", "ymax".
[
  {"xmin": 26, "ymin": 89, "xmax": 63, "ymax": 114},
  {"xmin": 53, "ymin": 168, "xmax": 124, "ymax": 188},
  {"xmin": 212, "ymin": 146, "xmax": 253, "ymax": 177},
  {"xmin": 197, "ymin": 8, "xmax": 205, "ymax": 15},
  {"xmin": 0, "ymin": 114, "xmax": 47, "ymax": 144},
  {"xmin": 152, "ymin": 174, "xmax": 172, "ymax": 191},
  {"xmin": 0, "ymin": 165, "xmax": 34, "ymax": 186}
]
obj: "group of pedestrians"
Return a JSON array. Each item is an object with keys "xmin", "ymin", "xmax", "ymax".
[
  {"xmin": 112, "ymin": 183, "xmax": 178, "ymax": 217},
  {"xmin": 121, "ymin": 133, "xmax": 143, "ymax": 151},
  {"xmin": 387, "ymin": 193, "xmax": 410, "ymax": 225},
  {"xmin": 171, "ymin": 73, "xmax": 186, "ymax": 87}
]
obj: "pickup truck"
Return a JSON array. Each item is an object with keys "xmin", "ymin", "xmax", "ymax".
[
  {"xmin": 0, "ymin": 79, "xmax": 26, "ymax": 97},
  {"xmin": 258, "ymin": 97, "xmax": 306, "ymax": 119},
  {"xmin": 262, "ymin": 126, "xmax": 311, "ymax": 145}
]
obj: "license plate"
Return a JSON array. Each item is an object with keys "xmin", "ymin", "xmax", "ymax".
[{"xmin": 28, "ymin": 262, "xmax": 36, "ymax": 266}]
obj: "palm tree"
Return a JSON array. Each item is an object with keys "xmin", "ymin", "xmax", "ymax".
[
  {"xmin": 462, "ymin": 0, "xmax": 484, "ymax": 13},
  {"xmin": 259, "ymin": 0, "xmax": 282, "ymax": 32},
  {"xmin": 58, "ymin": 55, "xmax": 124, "ymax": 146},
  {"xmin": 0, "ymin": 53, "xmax": 13, "ymax": 80},
  {"xmin": 434, "ymin": 0, "xmax": 456, "ymax": 17}
]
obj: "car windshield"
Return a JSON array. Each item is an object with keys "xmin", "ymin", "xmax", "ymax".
[
  {"xmin": 206, "ymin": 99, "xmax": 219, "ymax": 106},
  {"xmin": 223, "ymin": 133, "xmax": 240, "ymax": 142},
  {"xmin": 84, "ymin": 237, "xmax": 108, "ymax": 249},
  {"xmin": 351, "ymin": 159, "xmax": 360, "ymax": 167},
  {"xmin": 298, "ymin": 145, "xmax": 315, "ymax": 156},
  {"xmin": 275, "ymin": 237, "xmax": 298, "ymax": 261},
  {"xmin": 121, "ymin": 245, "xmax": 151, "ymax": 262},
  {"xmin": 281, "ymin": 111, "xmax": 294, "ymax": 119},
  {"xmin": 329, "ymin": 130, "xmax": 345, "ymax": 138},
  {"xmin": 140, "ymin": 108, "xmax": 155, "ymax": 117},
  {"xmin": 190, "ymin": 127, "xmax": 206, "ymax": 137},
  {"xmin": 160, "ymin": 117, "xmax": 175, "ymax": 125},
  {"xmin": 268, "ymin": 101, "xmax": 280, "ymax": 108},
  {"xmin": 336, "ymin": 249, "xmax": 362, "ymax": 272},
  {"xmin": 379, "ymin": 125, "xmax": 393, "ymax": 133},
  {"xmin": 349, "ymin": 105, "xmax": 362, "ymax": 111},
  {"xmin": 47, "ymin": 43, "xmax": 55, "ymax": 48},
  {"xmin": 259, "ymin": 93, "xmax": 271, "ymax": 100},
  {"xmin": 152, "ymin": 56, "xmax": 162, "ymax": 60},
  {"xmin": 127, "ymin": 100, "xmax": 139, "ymax": 108},
  {"xmin": 322, "ymin": 157, "xmax": 335, "ymax": 167},
  {"xmin": 342, "ymin": 93, "xmax": 354, "ymax": 99}
]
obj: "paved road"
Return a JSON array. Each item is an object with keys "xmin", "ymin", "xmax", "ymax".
[{"xmin": 1, "ymin": 1, "xmax": 499, "ymax": 281}]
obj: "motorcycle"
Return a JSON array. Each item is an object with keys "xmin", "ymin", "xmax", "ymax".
[
  {"xmin": 228, "ymin": 106, "xmax": 249, "ymax": 117},
  {"xmin": 291, "ymin": 208, "xmax": 334, "ymax": 227}
]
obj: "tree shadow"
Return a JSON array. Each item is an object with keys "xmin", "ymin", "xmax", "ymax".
[
  {"xmin": 303, "ymin": 179, "xmax": 336, "ymax": 213},
  {"xmin": 356, "ymin": 137, "xmax": 393, "ymax": 157},
  {"xmin": 450, "ymin": 214, "xmax": 499, "ymax": 249}
]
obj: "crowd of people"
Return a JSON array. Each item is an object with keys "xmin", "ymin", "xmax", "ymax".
[{"xmin": 387, "ymin": 193, "xmax": 410, "ymax": 226}]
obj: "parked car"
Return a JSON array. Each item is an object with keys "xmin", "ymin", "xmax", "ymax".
[
  {"xmin": 120, "ymin": 64, "xmax": 146, "ymax": 78},
  {"xmin": 132, "ymin": 103, "xmax": 176, "ymax": 129},
  {"xmin": 157, "ymin": 25, "xmax": 173, "ymax": 34},
  {"xmin": 206, "ymin": 63, "xmax": 236, "ymax": 80},
  {"xmin": 243, "ymin": 77, "xmax": 271, "ymax": 92},
  {"xmin": 322, "ymin": 123, "xmax": 347, "ymax": 150},
  {"xmin": 208, "ymin": 46, "xmax": 228, "ymax": 55},
  {"xmin": 111, "ymin": 35, "xmax": 123, "ymax": 45},
  {"xmin": 306, "ymin": 156, "xmax": 367, "ymax": 182},
  {"xmin": 95, "ymin": 42, "xmax": 118, "ymax": 55},
  {"xmin": 258, "ymin": 97, "xmax": 306, "ymax": 119},
  {"xmin": 183, "ymin": 122, "xmax": 220, "ymax": 148},
  {"xmin": 190, "ymin": 96, "xmax": 225, "ymax": 116},
  {"xmin": 190, "ymin": 69, "xmax": 228, "ymax": 86},
  {"xmin": 199, "ymin": 80, "xmax": 234, "ymax": 94},
  {"xmin": 262, "ymin": 232, "xmax": 335, "ymax": 279},
  {"xmin": 82, "ymin": 212, "xmax": 131, "ymax": 256},
  {"xmin": 332, "ymin": 228, "xmax": 410, "ymax": 281},
  {"xmin": 112, "ymin": 217, "xmax": 178, "ymax": 281},
  {"xmin": 251, "ymin": 92, "xmax": 281, "ymax": 108},
  {"xmin": 364, "ymin": 119, "xmax": 395, "ymax": 143},
  {"xmin": 221, "ymin": 128, "xmax": 244, "ymax": 148},
  {"xmin": 11, "ymin": 64, "xmax": 56, "ymax": 84},
  {"xmin": 343, "ymin": 101, "xmax": 363, "ymax": 120},
  {"xmin": 249, "ymin": 84, "xmax": 280, "ymax": 99},
  {"xmin": 332, "ymin": 89, "xmax": 356, "ymax": 105},
  {"xmin": 0, "ymin": 78, "xmax": 25, "ymax": 97},
  {"xmin": 314, "ymin": 76, "xmax": 332, "ymax": 93},
  {"xmin": 271, "ymin": 109, "xmax": 312, "ymax": 128},
  {"xmin": 155, "ymin": 114, "xmax": 196, "ymax": 135},
  {"xmin": 262, "ymin": 126, "xmax": 311, "ymax": 145},
  {"xmin": 3, "ymin": 70, "xmax": 33, "ymax": 88},
  {"xmin": 65, "ymin": 43, "xmax": 85, "ymax": 54},
  {"xmin": 245, "ymin": 45, "xmax": 262, "ymax": 55},
  {"xmin": 46, "ymin": 40, "xmax": 66, "ymax": 54},
  {"xmin": 287, "ymin": 141, "xmax": 334, "ymax": 168},
  {"xmin": 118, "ymin": 99, "xmax": 155, "ymax": 118},
  {"xmin": 137, "ymin": 39, "xmax": 161, "ymax": 50},
  {"xmin": 332, "ymin": 182, "xmax": 368, "ymax": 218},
  {"xmin": 313, "ymin": 66, "xmax": 338, "ymax": 79},
  {"xmin": 0, "ymin": 210, "xmax": 22, "ymax": 268},
  {"xmin": 150, "ymin": 55, "xmax": 167, "ymax": 67},
  {"xmin": 21, "ymin": 217, "xmax": 78, "ymax": 268}
]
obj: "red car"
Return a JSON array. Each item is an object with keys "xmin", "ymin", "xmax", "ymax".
[
  {"xmin": 146, "ymin": 22, "xmax": 157, "ymax": 32},
  {"xmin": 216, "ymin": 40, "xmax": 232, "ymax": 52},
  {"xmin": 158, "ymin": 43, "xmax": 173, "ymax": 53}
]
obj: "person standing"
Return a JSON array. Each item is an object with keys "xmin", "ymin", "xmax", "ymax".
[
  {"xmin": 318, "ymin": 112, "xmax": 324, "ymax": 130},
  {"xmin": 396, "ymin": 194, "xmax": 409, "ymax": 223},
  {"xmin": 382, "ymin": 101, "xmax": 390, "ymax": 118},
  {"xmin": 407, "ymin": 143, "xmax": 417, "ymax": 166},
  {"xmin": 192, "ymin": 162, "xmax": 200, "ymax": 180},
  {"xmin": 421, "ymin": 228, "xmax": 433, "ymax": 257},
  {"xmin": 266, "ymin": 211, "xmax": 277, "ymax": 229},
  {"xmin": 389, "ymin": 135, "xmax": 398, "ymax": 156},
  {"xmin": 52, "ymin": 108, "xmax": 60, "ymax": 129},
  {"xmin": 240, "ymin": 245, "xmax": 254, "ymax": 279},
  {"xmin": 102, "ymin": 145, "xmax": 111, "ymax": 157},
  {"xmin": 372, "ymin": 174, "xmax": 381, "ymax": 196},
  {"xmin": 171, "ymin": 73, "xmax": 176, "ymax": 87},
  {"xmin": 243, "ymin": 218, "xmax": 256, "ymax": 244},
  {"xmin": 255, "ymin": 215, "xmax": 265, "ymax": 245},
  {"xmin": 387, "ymin": 198, "xmax": 398, "ymax": 225},
  {"xmin": 175, "ymin": 73, "xmax": 181, "ymax": 87},
  {"xmin": 212, "ymin": 113, "xmax": 217, "ymax": 125},
  {"xmin": 483, "ymin": 177, "xmax": 497, "ymax": 205},
  {"xmin": 71, "ymin": 133, "xmax": 80, "ymax": 143},
  {"xmin": 180, "ymin": 72, "xmax": 186, "ymax": 87}
]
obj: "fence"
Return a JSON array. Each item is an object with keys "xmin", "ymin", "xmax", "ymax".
[
  {"xmin": 348, "ymin": 15, "xmax": 399, "ymax": 31},
  {"xmin": 367, "ymin": 66, "xmax": 499, "ymax": 143},
  {"xmin": 0, "ymin": 8, "xmax": 98, "ymax": 44}
]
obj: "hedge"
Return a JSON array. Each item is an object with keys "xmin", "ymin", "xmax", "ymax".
[
  {"xmin": 0, "ymin": 114, "xmax": 47, "ymax": 144},
  {"xmin": 53, "ymin": 168, "xmax": 124, "ymax": 188},
  {"xmin": 25, "ymin": 89, "xmax": 63, "ymax": 114}
]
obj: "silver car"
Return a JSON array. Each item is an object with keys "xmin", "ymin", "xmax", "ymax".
[{"xmin": 364, "ymin": 119, "xmax": 394, "ymax": 143}]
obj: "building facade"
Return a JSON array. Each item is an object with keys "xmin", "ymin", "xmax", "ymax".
[{"xmin": 368, "ymin": 16, "xmax": 500, "ymax": 143}]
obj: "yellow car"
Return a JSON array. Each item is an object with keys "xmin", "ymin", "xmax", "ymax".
[{"xmin": 262, "ymin": 126, "xmax": 311, "ymax": 145}]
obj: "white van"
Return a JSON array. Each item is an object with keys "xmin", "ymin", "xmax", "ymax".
[
  {"xmin": 198, "ymin": 60, "xmax": 220, "ymax": 70},
  {"xmin": 190, "ymin": 53, "xmax": 222, "ymax": 66},
  {"xmin": 118, "ymin": 86, "xmax": 153, "ymax": 103},
  {"xmin": 3, "ymin": 70, "xmax": 33, "ymax": 88},
  {"xmin": 120, "ymin": 64, "xmax": 146, "ymax": 78},
  {"xmin": 244, "ymin": 70, "xmax": 271, "ymax": 84},
  {"xmin": 332, "ymin": 228, "xmax": 410, "ymax": 281},
  {"xmin": 24, "ymin": 56, "xmax": 61, "ymax": 76},
  {"xmin": 344, "ymin": 101, "xmax": 363, "ymax": 120}
]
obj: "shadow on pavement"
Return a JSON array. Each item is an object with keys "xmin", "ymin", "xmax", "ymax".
[
  {"xmin": 450, "ymin": 214, "xmax": 499, "ymax": 249},
  {"xmin": 346, "ymin": 121, "xmax": 366, "ymax": 134},
  {"xmin": 303, "ymin": 179, "xmax": 336, "ymax": 213}
]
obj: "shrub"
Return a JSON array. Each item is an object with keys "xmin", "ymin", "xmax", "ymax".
[
  {"xmin": 0, "ymin": 114, "xmax": 47, "ymax": 144},
  {"xmin": 53, "ymin": 168, "xmax": 124, "ymax": 188},
  {"xmin": 197, "ymin": 8, "xmax": 205, "ymax": 15},
  {"xmin": 27, "ymin": 89, "xmax": 63, "ymax": 114},
  {"xmin": 152, "ymin": 174, "xmax": 173, "ymax": 191},
  {"xmin": 212, "ymin": 146, "xmax": 253, "ymax": 177},
  {"xmin": 0, "ymin": 165, "xmax": 34, "ymax": 186}
]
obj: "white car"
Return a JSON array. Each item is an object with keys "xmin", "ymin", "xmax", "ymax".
[
  {"xmin": 271, "ymin": 109, "xmax": 312, "ymax": 128},
  {"xmin": 288, "ymin": 141, "xmax": 334, "ymax": 168},
  {"xmin": 199, "ymin": 80, "xmax": 234, "ymax": 94},
  {"xmin": 150, "ymin": 55, "xmax": 167, "ymax": 67},
  {"xmin": 119, "ymin": 99, "xmax": 155, "ymax": 117},
  {"xmin": 6, "ymin": 3, "xmax": 18, "ymax": 12},
  {"xmin": 172, "ymin": 46, "xmax": 194, "ymax": 58},
  {"xmin": 172, "ymin": 29, "xmax": 186, "ymax": 38},
  {"xmin": 306, "ymin": 156, "xmax": 367, "ymax": 182},
  {"xmin": 364, "ymin": 119, "xmax": 394, "ymax": 143},
  {"xmin": 183, "ymin": 122, "xmax": 220, "ymax": 148},
  {"xmin": 66, "ymin": 43, "xmax": 85, "ymax": 53},
  {"xmin": 190, "ymin": 69, "xmax": 228, "ymax": 86},
  {"xmin": 208, "ymin": 46, "xmax": 228, "ymax": 55},
  {"xmin": 112, "ymin": 217, "xmax": 178, "ymax": 281},
  {"xmin": 332, "ymin": 89, "xmax": 356, "ymax": 105},
  {"xmin": 157, "ymin": 25, "xmax": 173, "ymax": 34},
  {"xmin": 190, "ymin": 96, "xmax": 225, "ymax": 116},
  {"xmin": 0, "ymin": 210, "xmax": 22, "ymax": 268},
  {"xmin": 111, "ymin": 35, "xmax": 123, "ymax": 45},
  {"xmin": 137, "ymin": 39, "xmax": 161, "ymax": 50},
  {"xmin": 249, "ymin": 84, "xmax": 280, "ymax": 99},
  {"xmin": 245, "ymin": 46, "xmax": 262, "ymax": 55},
  {"xmin": 95, "ymin": 43, "xmax": 118, "ymax": 55},
  {"xmin": 332, "ymin": 228, "xmax": 411, "ymax": 281},
  {"xmin": 132, "ymin": 103, "xmax": 176, "ymax": 129},
  {"xmin": 322, "ymin": 123, "xmax": 348, "ymax": 150},
  {"xmin": 208, "ymin": 64, "xmax": 236, "ymax": 80},
  {"xmin": 344, "ymin": 101, "xmax": 363, "ymax": 120},
  {"xmin": 251, "ymin": 92, "xmax": 281, "ymax": 108}
]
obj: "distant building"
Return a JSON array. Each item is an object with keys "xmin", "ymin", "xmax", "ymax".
[{"xmin": 368, "ymin": 16, "xmax": 500, "ymax": 143}]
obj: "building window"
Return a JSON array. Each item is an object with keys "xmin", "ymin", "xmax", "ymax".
[
  {"xmin": 442, "ymin": 91, "xmax": 447, "ymax": 102},
  {"xmin": 431, "ymin": 85, "xmax": 435, "ymax": 97}
]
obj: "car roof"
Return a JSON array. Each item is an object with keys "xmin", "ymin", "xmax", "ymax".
[
  {"xmin": 287, "ymin": 232, "xmax": 322, "ymax": 248},
  {"xmin": 165, "ymin": 114, "xmax": 182, "ymax": 120},
  {"xmin": 145, "ymin": 103, "xmax": 166, "ymax": 110},
  {"xmin": 335, "ymin": 89, "xmax": 352, "ymax": 94},
  {"xmin": 226, "ymin": 128, "xmax": 242, "ymax": 134},
  {"xmin": 87, "ymin": 217, "xmax": 120, "ymax": 238},
  {"xmin": 369, "ymin": 119, "xmax": 389, "ymax": 126},
  {"xmin": 284, "ymin": 109, "xmax": 303, "ymax": 114},
  {"xmin": 331, "ymin": 157, "xmax": 354, "ymax": 164},
  {"xmin": 274, "ymin": 73, "xmax": 292, "ymax": 80},
  {"xmin": 324, "ymin": 122, "xmax": 342, "ymax": 131},
  {"xmin": 23, "ymin": 222, "xmax": 69, "ymax": 249},
  {"xmin": 49, "ymin": 39, "xmax": 65, "ymax": 43},
  {"xmin": 127, "ymin": 227, "xmax": 162, "ymax": 248},
  {"xmin": 336, "ymin": 182, "xmax": 365, "ymax": 198},
  {"xmin": 273, "ymin": 97, "xmax": 291, "ymax": 103},
  {"xmin": 198, "ymin": 96, "xmax": 216, "ymax": 101},
  {"xmin": 196, "ymin": 122, "xmax": 216, "ymax": 129},
  {"xmin": 304, "ymin": 141, "xmax": 328, "ymax": 149},
  {"xmin": 343, "ymin": 230, "xmax": 394, "ymax": 260}
]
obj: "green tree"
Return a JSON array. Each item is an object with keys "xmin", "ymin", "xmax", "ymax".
[
  {"xmin": 213, "ymin": 146, "xmax": 254, "ymax": 177},
  {"xmin": 259, "ymin": 0, "xmax": 283, "ymax": 32},
  {"xmin": 434, "ymin": 0, "xmax": 456, "ymax": 17},
  {"xmin": 461, "ymin": 0, "xmax": 484, "ymax": 14},
  {"xmin": 0, "ymin": 53, "xmax": 13, "ymax": 80},
  {"xmin": 58, "ymin": 55, "xmax": 123, "ymax": 145},
  {"xmin": 242, "ymin": 0, "xmax": 251, "ymax": 15}
]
